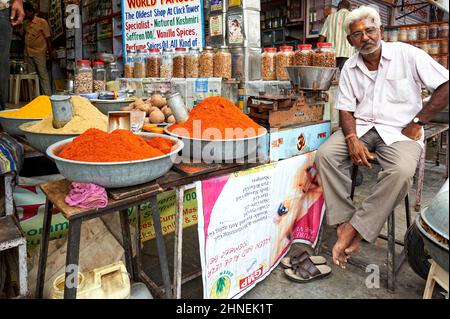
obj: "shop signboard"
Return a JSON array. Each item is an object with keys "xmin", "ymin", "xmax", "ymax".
[
  {"xmin": 121, "ymin": 0, "xmax": 205, "ymax": 54},
  {"xmin": 197, "ymin": 153, "xmax": 325, "ymax": 299}
]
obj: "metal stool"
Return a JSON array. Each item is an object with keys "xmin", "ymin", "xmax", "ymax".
[{"xmin": 349, "ymin": 159, "xmax": 411, "ymax": 293}]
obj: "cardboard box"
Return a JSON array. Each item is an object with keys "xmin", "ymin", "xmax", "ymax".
[{"xmin": 258, "ymin": 121, "xmax": 331, "ymax": 162}]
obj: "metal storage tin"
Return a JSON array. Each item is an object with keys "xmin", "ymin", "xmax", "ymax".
[{"xmin": 231, "ymin": 47, "xmax": 261, "ymax": 81}]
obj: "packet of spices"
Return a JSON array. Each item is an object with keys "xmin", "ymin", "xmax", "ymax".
[{"xmin": 130, "ymin": 110, "xmax": 146, "ymax": 133}]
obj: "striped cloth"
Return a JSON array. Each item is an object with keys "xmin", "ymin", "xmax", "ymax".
[
  {"xmin": 319, "ymin": 9, "xmax": 355, "ymax": 58},
  {"xmin": 1, "ymin": 133, "xmax": 24, "ymax": 175}
]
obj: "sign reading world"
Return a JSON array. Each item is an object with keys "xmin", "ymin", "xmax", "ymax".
[{"xmin": 122, "ymin": 0, "xmax": 205, "ymax": 52}]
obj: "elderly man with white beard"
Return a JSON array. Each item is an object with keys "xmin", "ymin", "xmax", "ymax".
[{"xmin": 315, "ymin": 6, "xmax": 449, "ymax": 269}]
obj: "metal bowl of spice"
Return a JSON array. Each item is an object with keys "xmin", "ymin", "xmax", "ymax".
[
  {"xmin": 46, "ymin": 132, "xmax": 183, "ymax": 188},
  {"xmin": 0, "ymin": 110, "xmax": 42, "ymax": 136},
  {"xmin": 19, "ymin": 121, "xmax": 79, "ymax": 153}
]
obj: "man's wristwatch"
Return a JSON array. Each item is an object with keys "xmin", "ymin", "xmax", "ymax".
[{"xmin": 412, "ymin": 117, "xmax": 426, "ymax": 126}]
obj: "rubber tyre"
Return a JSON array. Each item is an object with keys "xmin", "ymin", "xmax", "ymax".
[{"xmin": 404, "ymin": 223, "xmax": 431, "ymax": 280}]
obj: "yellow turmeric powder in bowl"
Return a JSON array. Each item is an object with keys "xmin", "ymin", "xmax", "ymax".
[{"xmin": 0, "ymin": 96, "xmax": 52, "ymax": 118}]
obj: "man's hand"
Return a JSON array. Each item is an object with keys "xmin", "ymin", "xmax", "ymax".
[
  {"xmin": 401, "ymin": 123, "xmax": 422, "ymax": 141},
  {"xmin": 10, "ymin": 0, "xmax": 25, "ymax": 27},
  {"xmin": 346, "ymin": 135, "xmax": 374, "ymax": 168}
]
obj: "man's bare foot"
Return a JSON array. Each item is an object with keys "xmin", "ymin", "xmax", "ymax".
[
  {"xmin": 332, "ymin": 223, "xmax": 357, "ymax": 269},
  {"xmin": 344, "ymin": 233, "xmax": 363, "ymax": 257}
]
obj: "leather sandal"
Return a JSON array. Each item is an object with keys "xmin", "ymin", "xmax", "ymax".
[
  {"xmin": 284, "ymin": 258, "xmax": 332, "ymax": 283},
  {"xmin": 280, "ymin": 249, "xmax": 327, "ymax": 269}
]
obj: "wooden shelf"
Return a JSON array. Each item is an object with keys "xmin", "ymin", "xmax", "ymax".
[
  {"xmin": 401, "ymin": 38, "xmax": 448, "ymax": 43},
  {"xmin": 387, "ymin": 20, "xmax": 449, "ymax": 29}
]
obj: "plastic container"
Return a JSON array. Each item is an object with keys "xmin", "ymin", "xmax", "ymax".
[
  {"xmin": 92, "ymin": 61, "xmax": 106, "ymax": 92},
  {"xmin": 124, "ymin": 50, "xmax": 136, "ymax": 78},
  {"xmin": 146, "ymin": 48, "xmax": 161, "ymax": 78},
  {"xmin": 276, "ymin": 46, "xmax": 294, "ymax": 81},
  {"xmin": 418, "ymin": 25, "xmax": 428, "ymax": 40},
  {"xmin": 213, "ymin": 45, "xmax": 232, "ymax": 79},
  {"xmin": 74, "ymin": 59, "xmax": 93, "ymax": 94},
  {"xmin": 407, "ymin": 26, "xmax": 418, "ymax": 41},
  {"xmin": 160, "ymin": 48, "xmax": 173, "ymax": 78},
  {"xmin": 51, "ymin": 261, "xmax": 130, "ymax": 299},
  {"xmin": 440, "ymin": 39, "xmax": 449, "ymax": 55},
  {"xmin": 429, "ymin": 24, "xmax": 439, "ymax": 39},
  {"xmin": 134, "ymin": 50, "xmax": 146, "ymax": 78},
  {"xmin": 398, "ymin": 26, "xmax": 408, "ymax": 42},
  {"xmin": 261, "ymin": 47, "xmax": 277, "ymax": 81},
  {"xmin": 429, "ymin": 41, "xmax": 440, "ymax": 55},
  {"xmin": 389, "ymin": 27, "xmax": 398, "ymax": 42},
  {"xmin": 439, "ymin": 23, "xmax": 449, "ymax": 39},
  {"xmin": 295, "ymin": 44, "xmax": 314, "ymax": 66},
  {"xmin": 199, "ymin": 46, "xmax": 214, "ymax": 78},
  {"xmin": 173, "ymin": 48, "xmax": 186, "ymax": 78},
  {"xmin": 185, "ymin": 47, "xmax": 200, "ymax": 78},
  {"xmin": 313, "ymin": 42, "xmax": 336, "ymax": 67}
]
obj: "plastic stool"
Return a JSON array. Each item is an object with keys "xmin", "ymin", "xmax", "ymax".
[
  {"xmin": 8, "ymin": 74, "xmax": 40, "ymax": 105},
  {"xmin": 423, "ymin": 261, "xmax": 449, "ymax": 299}
]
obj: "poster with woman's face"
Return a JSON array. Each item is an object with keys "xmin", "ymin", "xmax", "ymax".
[{"xmin": 227, "ymin": 14, "xmax": 244, "ymax": 45}]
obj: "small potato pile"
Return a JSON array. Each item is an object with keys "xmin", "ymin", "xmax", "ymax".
[{"xmin": 120, "ymin": 93, "xmax": 175, "ymax": 124}]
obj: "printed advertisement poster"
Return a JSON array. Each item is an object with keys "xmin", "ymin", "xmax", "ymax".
[
  {"xmin": 122, "ymin": 0, "xmax": 205, "ymax": 53},
  {"xmin": 197, "ymin": 153, "xmax": 325, "ymax": 299},
  {"xmin": 227, "ymin": 14, "xmax": 244, "ymax": 45}
]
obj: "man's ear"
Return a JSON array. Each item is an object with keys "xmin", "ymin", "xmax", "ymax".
[
  {"xmin": 379, "ymin": 25, "xmax": 384, "ymax": 38},
  {"xmin": 347, "ymin": 35, "xmax": 354, "ymax": 47}
]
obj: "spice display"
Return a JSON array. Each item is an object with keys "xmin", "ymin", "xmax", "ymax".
[
  {"xmin": 294, "ymin": 44, "xmax": 314, "ymax": 66},
  {"xmin": 58, "ymin": 128, "xmax": 176, "ymax": 162},
  {"xmin": 276, "ymin": 46, "xmax": 294, "ymax": 81},
  {"xmin": 185, "ymin": 47, "xmax": 200, "ymax": 78},
  {"xmin": 439, "ymin": 23, "xmax": 449, "ymax": 38},
  {"xmin": 160, "ymin": 48, "xmax": 173, "ymax": 78},
  {"xmin": 313, "ymin": 42, "xmax": 336, "ymax": 67},
  {"xmin": 0, "ymin": 95, "xmax": 51, "ymax": 118},
  {"xmin": 173, "ymin": 48, "xmax": 186, "ymax": 78},
  {"xmin": 146, "ymin": 49, "xmax": 161, "ymax": 78},
  {"xmin": 168, "ymin": 96, "xmax": 262, "ymax": 139},
  {"xmin": 199, "ymin": 47, "xmax": 214, "ymax": 77},
  {"xmin": 418, "ymin": 25, "xmax": 428, "ymax": 40},
  {"xmin": 75, "ymin": 60, "xmax": 93, "ymax": 94},
  {"xmin": 124, "ymin": 50, "xmax": 136, "ymax": 78},
  {"xmin": 407, "ymin": 26, "xmax": 418, "ymax": 41},
  {"xmin": 133, "ymin": 50, "xmax": 146, "ymax": 78},
  {"xmin": 429, "ymin": 24, "xmax": 439, "ymax": 39},
  {"xmin": 25, "ymin": 96, "xmax": 107, "ymax": 134},
  {"xmin": 120, "ymin": 93, "xmax": 172, "ymax": 124},
  {"xmin": 213, "ymin": 46, "xmax": 232, "ymax": 79},
  {"xmin": 261, "ymin": 47, "xmax": 276, "ymax": 81}
]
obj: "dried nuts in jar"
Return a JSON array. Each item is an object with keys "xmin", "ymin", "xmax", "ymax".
[
  {"xmin": 276, "ymin": 46, "xmax": 294, "ymax": 81},
  {"xmin": 213, "ymin": 46, "xmax": 232, "ymax": 79},
  {"xmin": 124, "ymin": 50, "xmax": 136, "ymax": 78},
  {"xmin": 173, "ymin": 48, "xmax": 186, "ymax": 78},
  {"xmin": 185, "ymin": 47, "xmax": 200, "ymax": 78},
  {"xmin": 74, "ymin": 59, "xmax": 93, "ymax": 94},
  {"xmin": 199, "ymin": 46, "xmax": 214, "ymax": 77},
  {"xmin": 295, "ymin": 44, "xmax": 314, "ymax": 66},
  {"xmin": 261, "ymin": 47, "xmax": 277, "ymax": 81},
  {"xmin": 133, "ymin": 49, "xmax": 146, "ymax": 78},
  {"xmin": 313, "ymin": 42, "xmax": 336, "ymax": 67},
  {"xmin": 146, "ymin": 48, "xmax": 161, "ymax": 78}
]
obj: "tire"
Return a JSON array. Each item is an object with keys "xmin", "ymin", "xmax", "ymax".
[{"xmin": 404, "ymin": 223, "xmax": 431, "ymax": 280}]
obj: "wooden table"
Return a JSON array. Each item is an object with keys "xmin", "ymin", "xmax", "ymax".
[{"xmin": 36, "ymin": 161, "xmax": 260, "ymax": 299}]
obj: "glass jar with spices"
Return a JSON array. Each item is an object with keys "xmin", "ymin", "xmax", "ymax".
[
  {"xmin": 173, "ymin": 48, "xmax": 186, "ymax": 78},
  {"xmin": 213, "ymin": 46, "xmax": 232, "ymax": 79},
  {"xmin": 160, "ymin": 48, "xmax": 173, "ymax": 78},
  {"xmin": 407, "ymin": 26, "xmax": 418, "ymax": 41},
  {"xmin": 429, "ymin": 24, "xmax": 439, "ymax": 39},
  {"xmin": 440, "ymin": 55, "xmax": 448, "ymax": 69},
  {"xmin": 295, "ymin": 44, "xmax": 314, "ymax": 66},
  {"xmin": 74, "ymin": 60, "xmax": 93, "ymax": 94},
  {"xmin": 124, "ymin": 50, "xmax": 136, "ymax": 78},
  {"xmin": 276, "ymin": 45, "xmax": 294, "ymax": 81},
  {"xmin": 199, "ymin": 46, "xmax": 214, "ymax": 77},
  {"xmin": 106, "ymin": 62, "xmax": 120, "ymax": 82},
  {"xmin": 185, "ymin": 47, "xmax": 200, "ymax": 78},
  {"xmin": 389, "ymin": 27, "xmax": 398, "ymax": 42},
  {"xmin": 439, "ymin": 39, "xmax": 448, "ymax": 55},
  {"xmin": 418, "ymin": 25, "xmax": 428, "ymax": 40},
  {"xmin": 92, "ymin": 61, "xmax": 106, "ymax": 92},
  {"xmin": 133, "ymin": 49, "xmax": 146, "ymax": 78},
  {"xmin": 146, "ymin": 48, "xmax": 161, "ymax": 78},
  {"xmin": 383, "ymin": 28, "xmax": 390, "ymax": 42},
  {"xmin": 398, "ymin": 26, "xmax": 408, "ymax": 42},
  {"xmin": 429, "ymin": 41, "xmax": 440, "ymax": 55},
  {"xmin": 439, "ymin": 23, "xmax": 449, "ymax": 39},
  {"xmin": 313, "ymin": 42, "xmax": 336, "ymax": 67},
  {"xmin": 419, "ymin": 41, "xmax": 430, "ymax": 54},
  {"xmin": 261, "ymin": 47, "xmax": 277, "ymax": 81}
]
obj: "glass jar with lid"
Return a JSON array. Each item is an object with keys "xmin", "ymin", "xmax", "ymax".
[
  {"xmin": 106, "ymin": 61, "xmax": 120, "ymax": 82},
  {"xmin": 429, "ymin": 24, "xmax": 439, "ymax": 39},
  {"xmin": 134, "ymin": 49, "xmax": 147, "ymax": 78},
  {"xmin": 185, "ymin": 47, "xmax": 200, "ymax": 78},
  {"xmin": 276, "ymin": 45, "xmax": 294, "ymax": 80},
  {"xmin": 389, "ymin": 27, "xmax": 398, "ymax": 42},
  {"xmin": 74, "ymin": 59, "xmax": 93, "ymax": 94},
  {"xmin": 383, "ymin": 28, "xmax": 390, "ymax": 42},
  {"xmin": 199, "ymin": 46, "xmax": 214, "ymax": 77},
  {"xmin": 160, "ymin": 48, "xmax": 173, "ymax": 78},
  {"xmin": 124, "ymin": 50, "xmax": 136, "ymax": 78},
  {"xmin": 213, "ymin": 45, "xmax": 232, "ymax": 79},
  {"xmin": 173, "ymin": 47, "xmax": 186, "ymax": 78},
  {"xmin": 407, "ymin": 26, "xmax": 418, "ymax": 41},
  {"xmin": 398, "ymin": 26, "xmax": 408, "ymax": 42},
  {"xmin": 419, "ymin": 41, "xmax": 430, "ymax": 54},
  {"xmin": 92, "ymin": 61, "xmax": 106, "ymax": 92},
  {"xmin": 440, "ymin": 39, "xmax": 449, "ymax": 55},
  {"xmin": 429, "ymin": 41, "xmax": 440, "ymax": 55},
  {"xmin": 313, "ymin": 42, "xmax": 336, "ymax": 67},
  {"xmin": 146, "ymin": 48, "xmax": 161, "ymax": 78},
  {"xmin": 295, "ymin": 44, "xmax": 314, "ymax": 66},
  {"xmin": 418, "ymin": 25, "xmax": 428, "ymax": 40},
  {"xmin": 439, "ymin": 23, "xmax": 449, "ymax": 39},
  {"xmin": 261, "ymin": 47, "xmax": 277, "ymax": 81}
]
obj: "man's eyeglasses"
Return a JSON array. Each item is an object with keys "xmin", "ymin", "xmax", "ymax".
[{"xmin": 349, "ymin": 27, "xmax": 379, "ymax": 41}]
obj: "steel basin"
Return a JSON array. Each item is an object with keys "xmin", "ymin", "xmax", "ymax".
[
  {"xmin": 91, "ymin": 99, "xmax": 134, "ymax": 115},
  {"xmin": 286, "ymin": 66, "xmax": 339, "ymax": 91},
  {"xmin": 0, "ymin": 110, "xmax": 42, "ymax": 136},
  {"xmin": 46, "ymin": 133, "xmax": 183, "ymax": 188}
]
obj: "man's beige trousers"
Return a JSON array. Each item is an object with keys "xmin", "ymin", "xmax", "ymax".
[
  {"xmin": 315, "ymin": 128, "xmax": 422, "ymax": 242},
  {"xmin": 25, "ymin": 55, "xmax": 51, "ymax": 96}
]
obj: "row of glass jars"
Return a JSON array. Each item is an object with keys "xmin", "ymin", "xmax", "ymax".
[
  {"xmin": 125, "ymin": 46, "xmax": 233, "ymax": 79},
  {"xmin": 261, "ymin": 42, "xmax": 336, "ymax": 81},
  {"xmin": 75, "ymin": 60, "xmax": 120, "ymax": 94},
  {"xmin": 385, "ymin": 23, "xmax": 449, "ymax": 42}
]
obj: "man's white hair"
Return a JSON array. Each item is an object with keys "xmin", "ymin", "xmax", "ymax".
[{"xmin": 344, "ymin": 5, "xmax": 382, "ymax": 35}]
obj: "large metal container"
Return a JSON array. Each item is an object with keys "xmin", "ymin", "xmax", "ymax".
[
  {"xmin": 46, "ymin": 133, "xmax": 184, "ymax": 188},
  {"xmin": 0, "ymin": 110, "xmax": 42, "ymax": 136},
  {"xmin": 164, "ymin": 123, "xmax": 267, "ymax": 162},
  {"xmin": 90, "ymin": 99, "xmax": 133, "ymax": 115},
  {"xmin": 226, "ymin": 9, "xmax": 261, "ymax": 48},
  {"xmin": 286, "ymin": 66, "xmax": 339, "ymax": 91},
  {"xmin": 19, "ymin": 122, "xmax": 79, "ymax": 153},
  {"xmin": 231, "ymin": 47, "xmax": 261, "ymax": 81}
]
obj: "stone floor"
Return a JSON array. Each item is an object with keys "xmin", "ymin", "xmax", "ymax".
[{"xmin": 141, "ymin": 141, "xmax": 448, "ymax": 299}]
